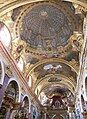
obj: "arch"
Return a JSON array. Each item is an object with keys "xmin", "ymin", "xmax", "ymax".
[
  {"xmin": 7, "ymin": 77, "xmax": 21, "ymax": 102},
  {"xmin": 0, "ymin": 0, "xmax": 44, "ymax": 17},
  {"xmin": 22, "ymin": 94, "xmax": 31, "ymax": 113},
  {"xmin": 0, "ymin": 59, "xmax": 5, "ymax": 85},
  {"xmin": 38, "ymin": 82, "xmax": 74, "ymax": 96},
  {"xmin": 52, "ymin": 114, "xmax": 64, "ymax": 119},
  {"xmin": 34, "ymin": 74, "xmax": 76, "ymax": 91},
  {"xmin": 0, "ymin": 0, "xmax": 87, "ymax": 17},
  {"xmin": 27, "ymin": 58, "xmax": 78, "ymax": 77}
]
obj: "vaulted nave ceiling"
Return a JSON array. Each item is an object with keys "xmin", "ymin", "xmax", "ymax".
[{"xmin": 0, "ymin": 0, "xmax": 86, "ymax": 106}]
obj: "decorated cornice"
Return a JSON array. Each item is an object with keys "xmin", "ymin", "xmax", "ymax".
[
  {"xmin": 0, "ymin": 41, "xmax": 42, "ymax": 106},
  {"xmin": 63, "ymin": 0, "xmax": 87, "ymax": 9}
]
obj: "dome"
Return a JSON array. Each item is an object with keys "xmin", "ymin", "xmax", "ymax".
[{"xmin": 20, "ymin": 3, "xmax": 73, "ymax": 52}]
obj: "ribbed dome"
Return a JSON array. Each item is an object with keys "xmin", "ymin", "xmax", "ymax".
[{"xmin": 20, "ymin": 3, "xmax": 73, "ymax": 51}]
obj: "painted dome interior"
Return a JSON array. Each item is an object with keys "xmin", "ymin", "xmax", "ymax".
[{"xmin": 20, "ymin": 3, "xmax": 73, "ymax": 52}]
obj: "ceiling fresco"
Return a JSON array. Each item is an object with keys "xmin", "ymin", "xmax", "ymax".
[
  {"xmin": 33, "ymin": 62, "xmax": 77, "ymax": 80},
  {"xmin": 20, "ymin": 3, "xmax": 73, "ymax": 50},
  {"xmin": 0, "ymin": 0, "xmax": 86, "ymax": 106},
  {"xmin": 40, "ymin": 85, "xmax": 74, "ymax": 107},
  {"xmin": 11, "ymin": 1, "xmax": 83, "ymax": 60}
]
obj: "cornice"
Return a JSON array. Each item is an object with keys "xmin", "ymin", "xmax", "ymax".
[{"xmin": 0, "ymin": 41, "xmax": 42, "ymax": 106}]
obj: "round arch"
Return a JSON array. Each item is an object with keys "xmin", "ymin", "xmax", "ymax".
[
  {"xmin": 22, "ymin": 94, "xmax": 31, "ymax": 113},
  {"xmin": 34, "ymin": 74, "xmax": 76, "ymax": 91},
  {"xmin": 38, "ymin": 82, "xmax": 74, "ymax": 96},
  {"xmin": 27, "ymin": 58, "xmax": 78, "ymax": 77},
  {"xmin": 52, "ymin": 114, "xmax": 64, "ymax": 119},
  {"xmin": 7, "ymin": 77, "xmax": 21, "ymax": 102},
  {"xmin": 0, "ymin": 0, "xmax": 87, "ymax": 17}
]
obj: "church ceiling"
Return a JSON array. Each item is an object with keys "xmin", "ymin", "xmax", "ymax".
[
  {"xmin": 19, "ymin": 3, "xmax": 73, "ymax": 48},
  {"xmin": 12, "ymin": 1, "xmax": 83, "ymax": 59},
  {"xmin": 33, "ymin": 62, "xmax": 77, "ymax": 80},
  {"xmin": 0, "ymin": 0, "xmax": 86, "ymax": 105},
  {"xmin": 40, "ymin": 85, "xmax": 74, "ymax": 106},
  {"xmin": 0, "ymin": 0, "xmax": 87, "ymax": 16},
  {"xmin": 41, "ymin": 85, "xmax": 70, "ymax": 98}
]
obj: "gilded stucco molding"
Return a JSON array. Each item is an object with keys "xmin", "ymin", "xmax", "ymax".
[
  {"xmin": 63, "ymin": 0, "xmax": 87, "ymax": 9},
  {"xmin": 69, "ymin": 32, "xmax": 83, "ymax": 52},
  {"xmin": 0, "ymin": 0, "xmax": 46, "ymax": 17},
  {"xmin": 0, "ymin": 0, "xmax": 87, "ymax": 17}
]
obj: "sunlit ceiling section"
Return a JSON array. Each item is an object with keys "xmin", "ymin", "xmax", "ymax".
[{"xmin": 0, "ymin": 22, "xmax": 11, "ymax": 48}]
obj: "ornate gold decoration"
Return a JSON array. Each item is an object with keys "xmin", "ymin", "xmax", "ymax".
[
  {"xmin": 5, "ymin": 66, "xmax": 13, "ymax": 77},
  {"xmin": 73, "ymin": 3, "xmax": 87, "ymax": 14},
  {"xmin": 69, "ymin": 32, "xmax": 83, "ymax": 51}
]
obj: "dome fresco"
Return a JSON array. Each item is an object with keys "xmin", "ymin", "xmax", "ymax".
[{"xmin": 20, "ymin": 3, "xmax": 73, "ymax": 52}]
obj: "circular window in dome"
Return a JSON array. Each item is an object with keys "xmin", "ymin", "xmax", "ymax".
[{"xmin": 0, "ymin": 21, "xmax": 11, "ymax": 47}]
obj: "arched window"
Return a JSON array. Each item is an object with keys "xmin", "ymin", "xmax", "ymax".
[
  {"xmin": 6, "ymin": 80, "xmax": 19, "ymax": 102},
  {"xmin": 0, "ymin": 22, "xmax": 11, "ymax": 48},
  {"xmin": 0, "ymin": 80, "xmax": 20, "ymax": 119}
]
